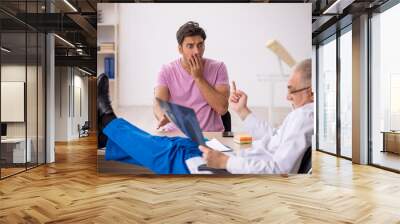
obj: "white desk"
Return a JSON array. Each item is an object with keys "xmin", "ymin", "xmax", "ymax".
[
  {"xmin": 1, "ymin": 138, "xmax": 32, "ymax": 163},
  {"xmin": 154, "ymin": 131, "xmax": 252, "ymax": 152},
  {"xmin": 97, "ymin": 131, "xmax": 252, "ymax": 175}
]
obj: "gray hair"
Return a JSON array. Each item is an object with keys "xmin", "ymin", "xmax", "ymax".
[{"xmin": 294, "ymin": 59, "xmax": 312, "ymax": 87}]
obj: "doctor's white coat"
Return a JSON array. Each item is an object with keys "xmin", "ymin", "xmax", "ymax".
[{"xmin": 226, "ymin": 103, "xmax": 314, "ymax": 174}]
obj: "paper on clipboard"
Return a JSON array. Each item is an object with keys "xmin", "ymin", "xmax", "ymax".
[{"xmin": 205, "ymin": 138, "xmax": 233, "ymax": 152}]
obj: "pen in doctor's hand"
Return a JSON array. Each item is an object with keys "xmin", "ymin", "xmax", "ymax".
[
  {"xmin": 230, "ymin": 81, "xmax": 240, "ymax": 103},
  {"xmin": 232, "ymin": 81, "xmax": 237, "ymax": 94}
]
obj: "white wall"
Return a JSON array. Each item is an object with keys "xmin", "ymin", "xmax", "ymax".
[
  {"xmin": 55, "ymin": 67, "xmax": 70, "ymax": 141},
  {"xmin": 116, "ymin": 3, "xmax": 311, "ymax": 108},
  {"xmin": 55, "ymin": 67, "xmax": 89, "ymax": 141},
  {"xmin": 1, "ymin": 65, "xmax": 26, "ymax": 81}
]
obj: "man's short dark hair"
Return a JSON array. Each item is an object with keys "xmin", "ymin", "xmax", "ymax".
[{"xmin": 176, "ymin": 21, "xmax": 206, "ymax": 45}]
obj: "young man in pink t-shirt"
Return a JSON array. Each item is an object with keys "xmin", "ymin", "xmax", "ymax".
[{"xmin": 153, "ymin": 21, "xmax": 230, "ymax": 132}]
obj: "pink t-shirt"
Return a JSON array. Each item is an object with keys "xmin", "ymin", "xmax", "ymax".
[{"xmin": 156, "ymin": 58, "xmax": 229, "ymax": 131}]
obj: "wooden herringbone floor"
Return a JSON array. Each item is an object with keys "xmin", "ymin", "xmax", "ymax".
[{"xmin": 1, "ymin": 135, "xmax": 400, "ymax": 223}]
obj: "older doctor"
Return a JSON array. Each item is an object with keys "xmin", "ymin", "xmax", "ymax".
[{"xmin": 199, "ymin": 59, "xmax": 314, "ymax": 174}]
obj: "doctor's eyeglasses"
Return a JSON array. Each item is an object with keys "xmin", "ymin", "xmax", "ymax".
[{"xmin": 288, "ymin": 86, "xmax": 311, "ymax": 95}]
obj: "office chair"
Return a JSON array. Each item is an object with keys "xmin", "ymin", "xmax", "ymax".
[
  {"xmin": 79, "ymin": 121, "xmax": 90, "ymax": 138},
  {"xmin": 221, "ymin": 111, "xmax": 231, "ymax": 132},
  {"xmin": 297, "ymin": 146, "xmax": 312, "ymax": 174}
]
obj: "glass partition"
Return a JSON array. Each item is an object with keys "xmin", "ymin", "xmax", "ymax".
[
  {"xmin": 0, "ymin": 1, "xmax": 46, "ymax": 179},
  {"xmin": 370, "ymin": 3, "xmax": 400, "ymax": 171},
  {"xmin": 1, "ymin": 31, "xmax": 28, "ymax": 177},
  {"xmin": 317, "ymin": 36, "xmax": 337, "ymax": 155},
  {"xmin": 339, "ymin": 28, "xmax": 352, "ymax": 158}
]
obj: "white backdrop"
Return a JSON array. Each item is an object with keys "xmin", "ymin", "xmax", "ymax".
[
  {"xmin": 1, "ymin": 82, "xmax": 24, "ymax": 122},
  {"xmin": 117, "ymin": 3, "xmax": 311, "ymax": 107}
]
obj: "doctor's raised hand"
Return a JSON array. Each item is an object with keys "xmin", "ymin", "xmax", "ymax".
[{"xmin": 229, "ymin": 81, "xmax": 251, "ymax": 120}]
